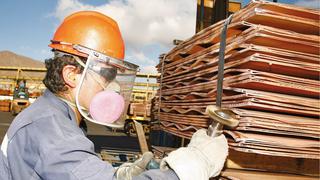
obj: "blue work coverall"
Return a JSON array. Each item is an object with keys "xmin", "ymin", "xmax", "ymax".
[{"xmin": 0, "ymin": 90, "xmax": 179, "ymax": 180}]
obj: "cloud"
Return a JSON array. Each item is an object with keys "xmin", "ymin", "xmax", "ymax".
[
  {"xmin": 140, "ymin": 65, "xmax": 158, "ymax": 74},
  {"xmin": 54, "ymin": 0, "xmax": 196, "ymax": 47},
  {"xmin": 127, "ymin": 50, "xmax": 157, "ymax": 65},
  {"xmin": 294, "ymin": 0, "xmax": 320, "ymax": 9},
  {"xmin": 53, "ymin": 0, "xmax": 196, "ymax": 74},
  {"xmin": 126, "ymin": 49, "xmax": 160, "ymax": 73}
]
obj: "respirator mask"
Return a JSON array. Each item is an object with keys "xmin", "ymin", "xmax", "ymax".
[{"xmin": 71, "ymin": 45, "xmax": 138, "ymax": 128}]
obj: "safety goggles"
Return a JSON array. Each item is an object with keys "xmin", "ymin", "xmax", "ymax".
[{"xmin": 88, "ymin": 64, "xmax": 117, "ymax": 83}]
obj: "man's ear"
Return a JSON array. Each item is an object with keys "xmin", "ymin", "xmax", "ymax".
[{"xmin": 62, "ymin": 65, "xmax": 78, "ymax": 88}]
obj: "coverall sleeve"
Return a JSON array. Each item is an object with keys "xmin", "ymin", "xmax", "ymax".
[
  {"xmin": 30, "ymin": 115, "xmax": 117, "ymax": 180},
  {"xmin": 0, "ymin": 150, "xmax": 11, "ymax": 180},
  {"xmin": 30, "ymin": 115, "xmax": 179, "ymax": 180},
  {"xmin": 34, "ymin": 136, "xmax": 115, "ymax": 179}
]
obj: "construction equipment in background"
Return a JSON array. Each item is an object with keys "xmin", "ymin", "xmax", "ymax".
[
  {"xmin": 124, "ymin": 73, "xmax": 159, "ymax": 136},
  {"xmin": 0, "ymin": 51, "xmax": 46, "ymax": 95},
  {"xmin": 0, "ymin": 52, "xmax": 46, "ymax": 113},
  {"xmin": 10, "ymin": 80, "xmax": 30, "ymax": 115},
  {"xmin": 196, "ymin": 0, "xmax": 241, "ymax": 32},
  {"xmin": 0, "ymin": 100, "xmax": 11, "ymax": 112}
]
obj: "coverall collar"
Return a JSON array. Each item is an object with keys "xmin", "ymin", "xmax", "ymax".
[{"xmin": 43, "ymin": 89, "xmax": 78, "ymax": 125}]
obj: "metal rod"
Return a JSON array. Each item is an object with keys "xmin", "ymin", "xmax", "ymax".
[
  {"xmin": 207, "ymin": 122, "xmax": 223, "ymax": 137},
  {"xmin": 216, "ymin": 14, "xmax": 233, "ymax": 107}
]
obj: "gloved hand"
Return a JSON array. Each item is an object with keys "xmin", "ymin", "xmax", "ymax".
[
  {"xmin": 160, "ymin": 129, "xmax": 228, "ymax": 180},
  {"xmin": 115, "ymin": 151, "xmax": 154, "ymax": 180}
]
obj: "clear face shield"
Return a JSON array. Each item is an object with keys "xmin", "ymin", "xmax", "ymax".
[{"xmin": 73, "ymin": 45, "xmax": 139, "ymax": 128}]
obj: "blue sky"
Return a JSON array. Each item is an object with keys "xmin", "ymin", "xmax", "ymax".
[
  {"xmin": 0, "ymin": 1, "xmax": 57, "ymax": 60},
  {"xmin": 0, "ymin": 0, "xmax": 318, "ymax": 74}
]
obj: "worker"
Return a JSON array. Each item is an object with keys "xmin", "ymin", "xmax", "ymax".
[{"xmin": 0, "ymin": 11, "xmax": 228, "ymax": 180}]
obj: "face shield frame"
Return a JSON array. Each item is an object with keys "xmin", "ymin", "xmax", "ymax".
[
  {"xmin": 56, "ymin": 43, "xmax": 139, "ymax": 128},
  {"xmin": 73, "ymin": 44, "xmax": 138, "ymax": 72}
]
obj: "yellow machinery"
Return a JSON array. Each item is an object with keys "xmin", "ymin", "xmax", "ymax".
[
  {"xmin": 196, "ymin": 0, "xmax": 241, "ymax": 32},
  {"xmin": 0, "ymin": 66, "xmax": 46, "ymax": 114},
  {"xmin": 124, "ymin": 73, "xmax": 159, "ymax": 136},
  {"xmin": 10, "ymin": 80, "xmax": 30, "ymax": 115}
]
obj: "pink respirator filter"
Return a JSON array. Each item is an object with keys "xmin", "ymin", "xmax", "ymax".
[{"xmin": 89, "ymin": 90, "xmax": 125, "ymax": 124}]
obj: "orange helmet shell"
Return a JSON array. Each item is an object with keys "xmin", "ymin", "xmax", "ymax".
[{"xmin": 49, "ymin": 11, "xmax": 125, "ymax": 60}]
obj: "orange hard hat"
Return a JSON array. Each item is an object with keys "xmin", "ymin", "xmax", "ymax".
[{"xmin": 49, "ymin": 11, "xmax": 125, "ymax": 60}]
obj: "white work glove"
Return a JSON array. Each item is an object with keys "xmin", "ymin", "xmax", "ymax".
[
  {"xmin": 115, "ymin": 151, "xmax": 154, "ymax": 180},
  {"xmin": 160, "ymin": 129, "xmax": 228, "ymax": 180}
]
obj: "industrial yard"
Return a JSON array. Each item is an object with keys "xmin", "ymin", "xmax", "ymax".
[{"xmin": 0, "ymin": 0, "xmax": 319, "ymax": 179}]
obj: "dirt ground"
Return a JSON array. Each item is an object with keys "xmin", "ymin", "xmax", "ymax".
[{"xmin": 0, "ymin": 112, "xmax": 13, "ymax": 143}]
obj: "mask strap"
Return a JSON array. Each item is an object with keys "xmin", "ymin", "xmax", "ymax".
[
  {"xmin": 57, "ymin": 96, "xmax": 86, "ymax": 111},
  {"xmin": 75, "ymin": 55, "xmax": 93, "ymax": 120},
  {"xmin": 73, "ymin": 55, "xmax": 86, "ymax": 68}
]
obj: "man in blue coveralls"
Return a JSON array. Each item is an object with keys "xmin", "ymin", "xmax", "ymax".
[{"xmin": 0, "ymin": 11, "xmax": 228, "ymax": 180}]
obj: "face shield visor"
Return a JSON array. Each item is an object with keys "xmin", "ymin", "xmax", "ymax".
[{"xmin": 73, "ymin": 45, "xmax": 139, "ymax": 129}]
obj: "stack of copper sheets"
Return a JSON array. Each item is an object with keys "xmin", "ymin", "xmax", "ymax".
[{"xmin": 154, "ymin": 0, "xmax": 320, "ymax": 175}]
